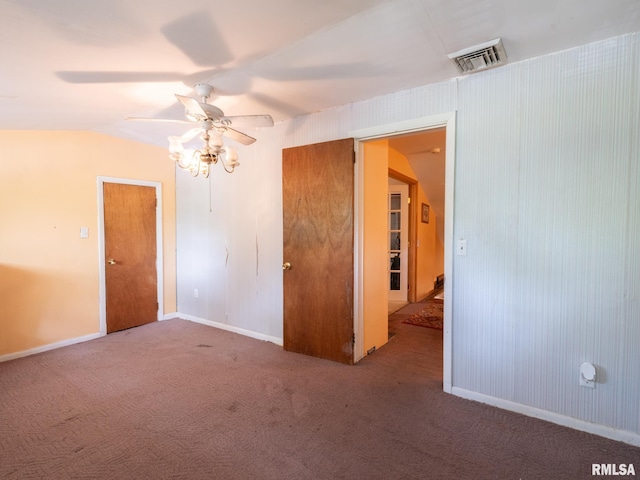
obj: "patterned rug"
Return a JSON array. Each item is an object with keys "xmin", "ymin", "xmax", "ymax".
[{"xmin": 403, "ymin": 299, "xmax": 443, "ymax": 330}]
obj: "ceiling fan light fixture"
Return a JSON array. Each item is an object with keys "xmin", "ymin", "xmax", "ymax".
[
  {"xmin": 225, "ymin": 145, "xmax": 239, "ymax": 168},
  {"xmin": 169, "ymin": 127, "xmax": 241, "ymax": 177},
  {"xmin": 208, "ymin": 129, "xmax": 224, "ymax": 152},
  {"xmin": 168, "ymin": 136, "xmax": 186, "ymax": 162},
  {"xmin": 190, "ymin": 156, "xmax": 210, "ymax": 178},
  {"xmin": 134, "ymin": 84, "xmax": 272, "ymax": 178}
]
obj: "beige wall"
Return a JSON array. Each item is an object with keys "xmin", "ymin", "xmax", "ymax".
[{"xmin": 0, "ymin": 131, "xmax": 176, "ymax": 356}]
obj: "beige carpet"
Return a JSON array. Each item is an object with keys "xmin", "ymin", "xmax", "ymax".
[
  {"xmin": 387, "ymin": 300, "xmax": 408, "ymax": 315},
  {"xmin": 1, "ymin": 318, "xmax": 638, "ymax": 479}
]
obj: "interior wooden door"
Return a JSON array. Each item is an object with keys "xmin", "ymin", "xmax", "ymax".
[
  {"xmin": 282, "ymin": 138, "xmax": 355, "ymax": 364},
  {"xmin": 104, "ymin": 182, "xmax": 158, "ymax": 333}
]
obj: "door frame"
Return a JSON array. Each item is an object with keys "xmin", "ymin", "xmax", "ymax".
[
  {"xmin": 350, "ymin": 112, "xmax": 456, "ymax": 393},
  {"xmin": 387, "ymin": 182, "xmax": 409, "ymax": 301},
  {"xmin": 97, "ymin": 176, "xmax": 164, "ymax": 336}
]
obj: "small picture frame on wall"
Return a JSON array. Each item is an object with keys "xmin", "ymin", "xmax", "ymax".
[{"xmin": 421, "ymin": 203, "xmax": 430, "ymax": 223}]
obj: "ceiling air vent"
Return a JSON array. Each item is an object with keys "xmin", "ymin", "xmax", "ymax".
[{"xmin": 448, "ymin": 38, "xmax": 507, "ymax": 74}]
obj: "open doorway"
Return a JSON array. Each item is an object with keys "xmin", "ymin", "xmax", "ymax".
[
  {"xmin": 352, "ymin": 112, "xmax": 456, "ymax": 391},
  {"xmin": 388, "ymin": 129, "xmax": 446, "ymax": 305},
  {"xmin": 359, "ymin": 129, "xmax": 446, "ymax": 318}
]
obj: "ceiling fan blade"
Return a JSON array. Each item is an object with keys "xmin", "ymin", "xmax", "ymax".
[
  {"xmin": 260, "ymin": 63, "xmax": 383, "ymax": 81},
  {"xmin": 201, "ymin": 103, "xmax": 225, "ymax": 119},
  {"xmin": 161, "ymin": 12, "xmax": 233, "ymax": 67},
  {"xmin": 57, "ymin": 69, "xmax": 225, "ymax": 86},
  {"xmin": 126, "ymin": 116, "xmax": 193, "ymax": 124},
  {"xmin": 175, "ymin": 94, "xmax": 208, "ymax": 120},
  {"xmin": 222, "ymin": 127, "xmax": 256, "ymax": 145},
  {"xmin": 183, "ymin": 68, "xmax": 228, "ymax": 87},
  {"xmin": 247, "ymin": 91, "xmax": 306, "ymax": 117},
  {"xmin": 222, "ymin": 114, "xmax": 274, "ymax": 128},
  {"xmin": 176, "ymin": 94, "xmax": 225, "ymax": 121},
  {"xmin": 56, "ymin": 71, "xmax": 185, "ymax": 83},
  {"xmin": 179, "ymin": 127, "xmax": 203, "ymax": 143}
]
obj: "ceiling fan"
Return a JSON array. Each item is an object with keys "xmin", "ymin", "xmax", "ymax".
[{"xmin": 128, "ymin": 83, "xmax": 274, "ymax": 177}]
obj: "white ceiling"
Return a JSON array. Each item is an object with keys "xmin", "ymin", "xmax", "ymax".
[{"xmin": 1, "ymin": 0, "xmax": 640, "ymax": 148}]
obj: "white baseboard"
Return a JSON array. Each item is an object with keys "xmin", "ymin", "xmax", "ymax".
[
  {"xmin": 177, "ymin": 312, "xmax": 283, "ymax": 346},
  {"xmin": 0, "ymin": 315, "xmax": 282, "ymax": 363},
  {"xmin": 451, "ymin": 386, "xmax": 640, "ymax": 448},
  {"xmin": 0, "ymin": 333, "xmax": 103, "ymax": 363}
]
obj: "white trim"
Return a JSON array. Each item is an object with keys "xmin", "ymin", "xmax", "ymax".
[
  {"xmin": 388, "ymin": 184, "xmax": 409, "ymax": 301},
  {"xmin": 442, "ymin": 114, "xmax": 456, "ymax": 393},
  {"xmin": 178, "ymin": 313, "xmax": 283, "ymax": 346},
  {"xmin": 349, "ymin": 113, "xmax": 456, "ymax": 392},
  {"xmin": 350, "ymin": 114, "xmax": 453, "ymax": 140},
  {"xmin": 353, "ymin": 141, "xmax": 365, "ymax": 362},
  {"xmin": 452, "ymin": 387, "xmax": 640, "ymax": 448},
  {"xmin": 97, "ymin": 177, "xmax": 164, "ymax": 335},
  {"xmin": 0, "ymin": 333, "xmax": 102, "ymax": 363}
]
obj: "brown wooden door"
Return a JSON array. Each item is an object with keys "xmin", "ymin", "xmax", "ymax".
[
  {"xmin": 104, "ymin": 182, "xmax": 158, "ymax": 333},
  {"xmin": 282, "ymin": 138, "xmax": 355, "ymax": 364}
]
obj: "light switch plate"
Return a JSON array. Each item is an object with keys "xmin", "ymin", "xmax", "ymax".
[
  {"xmin": 80, "ymin": 227, "xmax": 89, "ymax": 239},
  {"xmin": 457, "ymin": 239, "xmax": 467, "ymax": 256}
]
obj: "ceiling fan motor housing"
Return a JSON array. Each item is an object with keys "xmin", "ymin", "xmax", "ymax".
[{"xmin": 194, "ymin": 83, "xmax": 214, "ymax": 100}]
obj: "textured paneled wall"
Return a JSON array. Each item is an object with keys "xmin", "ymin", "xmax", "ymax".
[
  {"xmin": 453, "ymin": 33, "xmax": 640, "ymax": 435},
  {"xmin": 176, "ymin": 32, "xmax": 640, "ymax": 436}
]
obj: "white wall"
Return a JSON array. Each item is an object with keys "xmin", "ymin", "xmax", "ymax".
[
  {"xmin": 177, "ymin": 32, "xmax": 640, "ymax": 441},
  {"xmin": 452, "ymin": 33, "xmax": 640, "ymax": 440}
]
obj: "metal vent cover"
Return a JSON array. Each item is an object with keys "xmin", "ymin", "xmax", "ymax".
[{"xmin": 448, "ymin": 38, "xmax": 507, "ymax": 74}]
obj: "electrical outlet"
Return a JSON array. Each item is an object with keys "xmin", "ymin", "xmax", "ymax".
[{"xmin": 194, "ymin": 289, "xmax": 199, "ymax": 298}]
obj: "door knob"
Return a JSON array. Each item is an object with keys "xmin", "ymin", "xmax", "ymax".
[
  {"xmin": 282, "ymin": 262, "xmax": 291, "ymax": 270},
  {"xmin": 107, "ymin": 259, "xmax": 117, "ymax": 265}
]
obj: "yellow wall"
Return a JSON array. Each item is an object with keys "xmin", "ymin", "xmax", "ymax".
[
  {"xmin": 0, "ymin": 131, "xmax": 176, "ymax": 356},
  {"xmin": 363, "ymin": 141, "xmax": 390, "ymax": 353},
  {"xmin": 414, "ymin": 184, "xmax": 442, "ymax": 299},
  {"xmin": 387, "ymin": 149, "xmax": 415, "ymax": 179}
]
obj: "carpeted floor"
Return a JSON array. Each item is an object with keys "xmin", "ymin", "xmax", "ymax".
[
  {"xmin": 387, "ymin": 300, "xmax": 409, "ymax": 315},
  {"xmin": 1, "ymin": 318, "xmax": 638, "ymax": 479}
]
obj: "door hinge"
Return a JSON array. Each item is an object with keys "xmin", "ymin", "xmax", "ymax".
[
  {"xmin": 351, "ymin": 333, "xmax": 355, "ymax": 346},
  {"xmin": 156, "ymin": 302, "xmax": 159, "ymax": 311}
]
